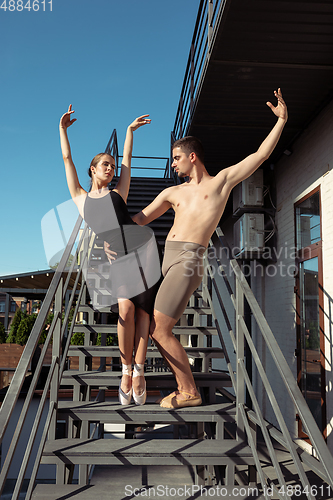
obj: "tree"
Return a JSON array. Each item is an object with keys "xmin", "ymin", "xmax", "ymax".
[
  {"xmin": 15, "ymin": 313, "xmax": 37, "ymax": 346},
  {"xmin": 6, "ymin": 308, "xmax": 22, "ymax": 344},
  {"xmin": 0, "ymin": 323, "xmax": 6, "ymax": 343},
  {"xmin": 70, "ymin": 331, "xmax": 85, "ymax": 346},
  {"xmin": 39, "ymin": 312, "xmax": 54, "ymax": 344},
  {"xmin": 50, "ymin": 254, "xmax": 76, "ymax": 270}
]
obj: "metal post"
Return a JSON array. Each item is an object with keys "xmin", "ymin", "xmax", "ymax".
[
  {"xmin": 208, "ymin": 0, "xmax": 214, "ymax": 53},
  {"xmin": 236, "ymin": 275, "xmax": 245, "ymax": 440},
  {"xmin": 49, "ymin": 278, "xmax": 63, "ymax": 441},
  {"xmin": 190, "ymin": 43, "xmax": 195, "ymax": 115}
]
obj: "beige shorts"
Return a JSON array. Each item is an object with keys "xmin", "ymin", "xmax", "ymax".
[{"xmin": 154, "ymin": 241, "xmax": 206, "ymax": 321}]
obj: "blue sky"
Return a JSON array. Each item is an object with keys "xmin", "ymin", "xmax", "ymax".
[{"xmin": 0, "ymin": 0, "xmax": 200, "ymax": 276}]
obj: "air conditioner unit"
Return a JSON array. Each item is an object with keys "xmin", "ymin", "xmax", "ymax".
[
  {"xmin": 233, "ymin": 170, "xmax": 263, "ymax": 216},
  {"xmin": 233, "ymin": 213, "xmax": 264, "ymax": 259}
]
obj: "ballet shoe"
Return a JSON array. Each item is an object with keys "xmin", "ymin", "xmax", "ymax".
[
  {"xmin": 133, "ymin": 380, "xmax": 146, "ymax": 405},
  {"xmin": 132, "ymin": 363, "xmax": 146, "ymax": 406},
  {"xmin": 118, "ymin": 383, "xmax": 133, "ymax": 405},
  {"xmin": 118, "ymin": 364, "xmax": 132, "ymax": 405},
  {"xmin": 155, "ymin": 391, "xmax": 176, "ymax": 404},
  {"xmin": 160, "ymin": 390, "xmax": 202, "ymax": 409}
]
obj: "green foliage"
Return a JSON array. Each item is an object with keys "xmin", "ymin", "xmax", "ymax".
[
  {"xmin": 70, "ymin": 331, "xmax": 118, "ymax": 346},
  {"xmin": 50, "ymin": 254, "xmax": 76, "ymax": 270},
  {"xmin": 39, "ymin": 312, "xmax": 54, "ymax": 344},
  {"xmin": 15, "ymin": 313, "xmax": 37, "ymax": 346},
  {"xmin": 0, "ymin": 322, "xmax": 6, "ymax": 343},
  {"xmin": 305, "ymin": 321, "xmax": 320, "ymax": 350},
  {"xmin": 6, "ymin": 308, "xmax": 23, "ymax": 343},
  {"xmin": 70, "ymin": 331, "xmax": 85, "ymax": 345},
  {"xmin": 96, "ymin": 333, "xmax": 118, "ymax": 346}
]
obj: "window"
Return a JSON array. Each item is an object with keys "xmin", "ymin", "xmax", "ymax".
[
  {"xmin": 295, "ymin": 190, "xmax": 320, "ymax": 250},
  {"xmin": 295, "ymin": 187, "xmax": 326, "ymax": 438}
]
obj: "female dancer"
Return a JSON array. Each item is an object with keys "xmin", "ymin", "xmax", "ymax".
[{"xmin": 59, "ymin": 105, "xmax": 161, "ymax": 405}]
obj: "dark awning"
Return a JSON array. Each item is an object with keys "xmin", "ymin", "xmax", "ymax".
[{"xmin": 187, "ymin": 0, "xmax": 333, "ymax": 176}]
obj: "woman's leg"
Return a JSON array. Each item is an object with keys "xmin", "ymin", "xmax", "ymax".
[
  {"xmin": 132, "ymin": 307, "xmax": 150, "ymax": 396},
  {"xmin": 118, "ymin": 299, "xmax": 135, "ymax": 394}
]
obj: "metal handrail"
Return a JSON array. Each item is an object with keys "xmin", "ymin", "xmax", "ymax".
[
  {"xmin": 203, "ymin": 226, "xmax": 333, "ymax": 496},
  {"xmin": 104, "ymin": 129, "xmax": 119, "ymax": 175},
  {"xmin": 104, "ymin": 128, "xmax": 172, "ymax": 179},
  {"xmin": 172, "ymin": 0, "xmax": 226, "ymax": 139},
  {"xmin": 0, "ymin": 215, "xmax": 89, "ymax": 499}
]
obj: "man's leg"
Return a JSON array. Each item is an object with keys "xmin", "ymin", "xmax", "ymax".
[{"xmin": 150, "ymin": 309, "xmax": 201, "ymax": 404}]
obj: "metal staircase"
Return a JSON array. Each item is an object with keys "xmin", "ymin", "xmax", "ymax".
[{"xmin": 1, "ymin": 173, "xmax": 333, "ymax": 499}]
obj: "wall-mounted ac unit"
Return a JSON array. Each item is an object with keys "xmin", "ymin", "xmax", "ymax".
[
  {"xmin": 233, "ymin": 170, "xmax": 263, "ymax": 216},
  {"xmin": 233, "ymin": 213, "xmax": 264, "ymax": 259}
]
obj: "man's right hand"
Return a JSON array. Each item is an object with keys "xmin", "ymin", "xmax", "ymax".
[{"xmin": 104, "ymin": 241, "xmax": 117, "ymax": 264}]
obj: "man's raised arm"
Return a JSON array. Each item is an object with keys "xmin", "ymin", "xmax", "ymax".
[
  {"xmin": 221, "ymin": 88, "xmax": 288, "ymax": 190},
  {"xmin": 132, "ymin": 188, "xmax": 172, "ymax": 226}
]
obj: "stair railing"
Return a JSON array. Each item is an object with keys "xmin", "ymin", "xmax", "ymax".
[
  {"xmin": 172, "ymin": 0, "xmax": 226, "ymax": 139},
  {"xmin": 202, "ymin": 226, "xmax": 333, "ymax": 498},
  {"xmin": 105, "ymin": 127, "xmax": 172, "ymax": 179},
  {"xmin": 0, "ymin": 215, "xmax": 92, "ymax": 500},
  {"xmin": 104, "ymin": 129, "xmax": 119, "ymax": 176}
]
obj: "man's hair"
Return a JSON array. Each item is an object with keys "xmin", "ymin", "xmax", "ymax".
[{"xmin": 172, "ymin": 136, "xmax": 205, "ymax": 164}]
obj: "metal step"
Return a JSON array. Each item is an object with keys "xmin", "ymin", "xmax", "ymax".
[
  {"xmin": 60, "ymin": 371, "xmax": 232, "ymax": 393},
  {"xmin": 72, "ymin": 325, "xmax": 217, "ymax": 337},
  {"xmin": 77, "ymin": 305, "xmax": 211, "ymax": 315},
  {"xmin": 57, "ymin": 401, "xmax": 236, "ymax": 426},
  {"xmin": 67, "ymin": 345, "xmax": 225, "ymax": 360},
  {"xmin": 32, "ymin": 481, "xmax": 264, "ymax": 500},
  {"xmin": 40, "ymin": 438, "xmax": 255, "ymax": 468}
]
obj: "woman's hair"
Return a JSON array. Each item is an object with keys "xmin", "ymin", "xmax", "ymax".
[{"xmin": 88, "ymin": 153, "xmax": 115, "ymax": 187}]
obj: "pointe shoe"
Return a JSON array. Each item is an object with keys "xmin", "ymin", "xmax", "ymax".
[
  {"xmin": 132, "ymin": 363, "xmax": 146, "ymax": 406},
  {"xmin": 118, "ymin": 383, "xmax": 133, "ymax": 405},
  {"xmin": 119, "ymin": 364, "xmax": 133, "ymax": 405}
]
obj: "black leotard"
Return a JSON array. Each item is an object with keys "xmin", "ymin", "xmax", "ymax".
[{"xmin": 82, "ymin": 189, "xmax": 161, "ymax": 315}]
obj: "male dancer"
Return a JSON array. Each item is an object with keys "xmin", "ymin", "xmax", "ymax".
[{"xmin": 106, "ymin": 89, "xmax": 288, "ymax": 408}]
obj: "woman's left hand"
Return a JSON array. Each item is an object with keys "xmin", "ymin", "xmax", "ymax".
[
  {"xmin": 129, "ymin": 114, "xmax": 151, "ymax": 131},
  {"xmin": 104, "ymin": 241, "xmax": 117, "ymax": 264}
]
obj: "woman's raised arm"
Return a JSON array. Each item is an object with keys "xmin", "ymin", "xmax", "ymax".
[
  {"xmin": 114, "ymin": 115, "xmax": 151, "ymax": 203},
  {"xmin": 59, "ymin": 105, "xmax": 86, "ymax": 205}
]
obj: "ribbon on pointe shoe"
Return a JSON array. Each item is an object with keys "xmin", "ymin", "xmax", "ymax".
[{"xmin": 132, "ymin": 363, "xmax": 146, "ymax": 405}]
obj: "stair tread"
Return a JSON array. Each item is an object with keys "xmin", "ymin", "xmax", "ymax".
[
  {"xmin": 32, "ymin": 482, "xmax": 264, "ymax": 500},
  {"xmin": 78, "ymin": 305, "xmax": 210, "ymax": 314},
  {"xmin": 57, "ymin": 401, "xmax": 236, "ymax": 421},
  {"xmin": 62, "ymin": 370, "xmax": 230, "ymax": 380},
  {"xmin": 68, "ymin": 345, "xmax": 224, "ymax": 354},
  {"xmin": 41, "ymin": 438, "xmax": 255, "ymax": 465},
  {"xmin": 73, "ymin": 325, "xmax": 217, "ymax": 335},
  {"xmin": 61, "ymin": 370, "xmax": 232, "ymax": 388}
]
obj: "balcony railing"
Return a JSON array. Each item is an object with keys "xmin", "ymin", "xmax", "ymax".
[{"xmin": 173, "ymin": 0, "xmax": 226, "ymax": 139}]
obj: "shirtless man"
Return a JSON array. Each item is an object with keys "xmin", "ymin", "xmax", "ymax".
[{"xmin": 106, "ymin": 88, "xmax": 288, "ymax": 408}]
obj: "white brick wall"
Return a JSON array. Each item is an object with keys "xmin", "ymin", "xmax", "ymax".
[{"xmin": 262, "ymin": 99, "xmax": 333, "ymax": 449}]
